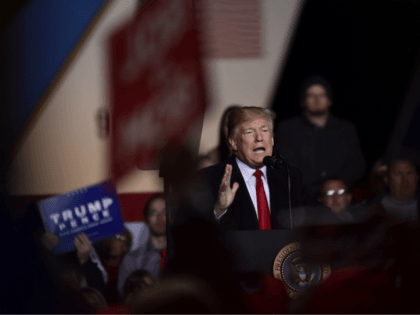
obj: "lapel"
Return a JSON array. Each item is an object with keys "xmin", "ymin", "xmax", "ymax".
[{"xmin": 228, "ymin": 156, "xmax": 260, "ymax": 230}]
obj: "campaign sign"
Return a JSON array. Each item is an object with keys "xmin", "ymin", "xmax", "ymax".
[
  {"xmin": 37, "ymin": 182, "xmax": 124, "ymax": 255},
  {"xmin": 108, "ymin": 0, "xmax": 207, "ymax": 181}
]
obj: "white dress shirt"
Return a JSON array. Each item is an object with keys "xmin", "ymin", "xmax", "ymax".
[{"xmin": 215, "ymin": 157, "xmax": 271, "ymax": 219}]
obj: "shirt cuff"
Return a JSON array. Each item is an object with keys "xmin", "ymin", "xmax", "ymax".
[{"xmin": 214, "ymin": 208, "xmax": 227, "ymax": 220}]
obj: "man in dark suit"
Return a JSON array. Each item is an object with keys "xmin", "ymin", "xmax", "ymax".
[{"xmin": 199, "ymin": 106, "xmax": 319, "ymax": 230}]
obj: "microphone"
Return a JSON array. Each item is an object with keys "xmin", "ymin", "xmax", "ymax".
[
  {"xmin": 263, "ymin": 154, "xmax": 286, "ymax": 169},
  {"xmin": 263, "ymin": 153, "xmax": 293, "ymax": 229}
]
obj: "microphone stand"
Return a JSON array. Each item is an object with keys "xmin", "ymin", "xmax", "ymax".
[
  {"xmin": 268, "ymin": 153, "xmax": 293, "ymax": 229},
  {"xmin": 283, "ymin": 155, "xmax": 292, "ymax": 230}
]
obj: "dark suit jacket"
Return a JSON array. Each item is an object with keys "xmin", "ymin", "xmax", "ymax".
[{"xmin": 198, "ymin": 155, "xmax": 320, "ymax": 230}]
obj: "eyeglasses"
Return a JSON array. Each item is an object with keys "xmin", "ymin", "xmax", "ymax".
[
  {"xmin": 306, "ymin": 93, "xmax": 328, "ymax": 99},
  {"xmin": 322, "ymin": 189, "xmax": 349, "ymax": 197},
  {"xmin": 150, "ymin": 210, "xmax": 166, "ymax": 217}
]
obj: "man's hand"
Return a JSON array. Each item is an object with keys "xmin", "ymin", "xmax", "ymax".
[
  {"xmin": 74, "ymin": 233, "xmax": 92, "ymax": 265},
  {"xmin": 215, "ymin": 164, "xmax": 239, "ymax": 217}
]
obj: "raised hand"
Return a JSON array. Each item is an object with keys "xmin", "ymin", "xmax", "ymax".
[
  {"xmin": 74, "ymin": 233, "xmax": 92, "ymax": 265},
  {"xmin": 215, "ymin": 164, "xmax": 239, "ymax": 217}
]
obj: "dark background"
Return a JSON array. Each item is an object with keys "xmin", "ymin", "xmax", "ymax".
[{"xmin": 270, "ymin": 0, "xmax": 420, "ymax": 183}]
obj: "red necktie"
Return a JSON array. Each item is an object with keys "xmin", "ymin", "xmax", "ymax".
[
  {"xmin": 160, "ymin": 249, "xmax": 167, "ymax": 274},
  {"xmin": 254, "ymin": 170, "xmax": 271, "ymax": 230}
]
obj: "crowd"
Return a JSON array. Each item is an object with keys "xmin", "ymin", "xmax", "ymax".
[{"xmin": 3, "ymin": 75, "xmax": 420, "ymax": 313}]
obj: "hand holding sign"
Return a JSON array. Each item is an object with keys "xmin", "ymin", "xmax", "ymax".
[
  {"xmin": 74, "ymin": 233, "xmax": 92, "ymax": 265},
  {"xmin": 37, "ymin": 181, "xmax": 124, "ymax": 254}
]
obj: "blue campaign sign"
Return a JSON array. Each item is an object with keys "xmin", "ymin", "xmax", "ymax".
[{"xmin": 38, "ymin": 182, "xmax": 124, "ymax": 255}]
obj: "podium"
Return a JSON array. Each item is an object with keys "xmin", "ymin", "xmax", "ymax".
[{"xmin": 223, "ymin": 230, "xmax": 298, "ymax": 275}]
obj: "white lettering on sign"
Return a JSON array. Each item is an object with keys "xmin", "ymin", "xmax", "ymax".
[
  {"xmin": 81, "ymin": 217, "xmax": 89, "ymax": 224},
  {"xmin": 119, "ymin": 0, "xmax": 187, "ymax": 83},
  {"xmin": 74, "ymin": 205, "xmax": 86, "ymax": 218},
  {"xmin": 88, "ymin": 201, "xmax": 102, "ymax": 213},
  {"xmin": 62, "ymin": 210, "xmax": 73, "ymax": 221},
  {"xmin": 102, "ymin": 197, "xmax": 113, "ymax": 209},
  {"xmin": 48, "ymin": 198, "xmax": 115, "ymax": 230},
  {"xmin": 50, "ymin": 213, "xmax": 60, "ymax": 224}
]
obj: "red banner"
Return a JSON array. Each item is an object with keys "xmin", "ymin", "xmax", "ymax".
[{"xmin": 108, "ymin": 0, "xmax": 206, "ymax": 181}]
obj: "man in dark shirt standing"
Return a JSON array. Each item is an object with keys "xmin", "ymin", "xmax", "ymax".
[{"xmin": 274, "ymin": 76, "xmax": 365, "ymax": 196}]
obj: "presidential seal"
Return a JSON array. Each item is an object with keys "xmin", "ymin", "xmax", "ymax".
[{"xmin": 273, "ymin": 242, "xmax": 331, "ymax": 298}]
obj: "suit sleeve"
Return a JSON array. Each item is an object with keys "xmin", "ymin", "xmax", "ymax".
[
  {"xmin": 63, "ymin": 249, "xmax": 107, "ymax": 295},
  {"xmin": 79, "ymin": 250, "xmax": 107, "ymax": 294}
]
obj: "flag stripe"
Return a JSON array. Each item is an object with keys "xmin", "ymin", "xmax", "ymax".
[{"xmin": 195, "ymin": 0, "xmax": 261, "ymax": 58}]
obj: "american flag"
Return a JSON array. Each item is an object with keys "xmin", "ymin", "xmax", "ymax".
[{"xmin": 195, "ymin": 0, "xmax": 262, "ymax": 58}]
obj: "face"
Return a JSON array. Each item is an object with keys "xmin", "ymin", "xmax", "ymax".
[
  {"xmin": 229, "ymin": 117, "xmax": 274, "ymax": 169},
  {"xmin": 304, "ymin": 84, "xmax": 331, "ymax": 116},
  {"xmin": 108, "ymin": 238, "xmax": 126, "ymax": 257},
  {"xmin": 319, "ymin": 180, "xmax": 352, "ymax": 214},
  {"xmin": 386, "ymin": 161, "xmax": 419, "ymax": 201},
  {"xmin": 103, "ymin": 235, "xmax": 127, "ymax": 258},
  {"xmin": 147, "ymin": 198, "xmax": 166, "ymax": 236}
]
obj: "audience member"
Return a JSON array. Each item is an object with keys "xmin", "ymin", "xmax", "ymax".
[
  {"xmin": 274, "ymin": 75, "xmax": 366, "ymax": 196},
  {"xmin": 318, "ymin": 177, "xmax": 353, "ymax": 221},
  {"xmin": 2, "ymin": 206, "xmax": 96, "ymax": 313},
  {"xmin": 95, "ymin": 229, "xmax": 133, "ymax": 303},
  {"xmin": 166, "ymin": 211, "xmax": 247, "ymax": 313},
  {"xmin": 296, "ymin": 212, "xmax": 403, "ymax": 313},
  {"xmin": 369, "ymin": 158, "xmax": 389, "ymax": 196},
  {"xmin": 118, "ymin": 194, "xmax": 166, "ymax": 297},
  {"xmin": 72, "ymin": 232, "xmax": 108, "ymax": 295},
  {"xmin": 129, "ymin": 274, "xmax": 221, "ymax": 314},
  {"xmin": 80, "ymin": 287, "xmax": 108, "ymax": 309},
  {"xmin": 373, "ymin": 156, "xmax": 419, "ymax": 225},
  {"xmin": 40, "ymin": 227, "xmax": 108, "ymax": 297},
  {"xmin": 198, "ymin": 106, "xmax": 320, "ymax": 230},
  {"xmin": 58, "ymin": 264, "xmax": 88, "ymax": 291},
  {"xmin": 123, "ymin": 269, "xmax": 155, "ymax": 305}
]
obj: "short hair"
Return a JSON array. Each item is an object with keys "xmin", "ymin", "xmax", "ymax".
[
  {"xmin": 123, "ymin": 269, "xmax": 155, "ymax": 302},
  {"xmin": 318, "ymin": 177, "xmax": 351, "ymax": 198},
  {"xmin": 226, "ymin": 106, "xmax": 276, "ymax": 141},
  {"xmin": 385, "ymin": 150, "xmax": 420, "ymax": 175},
  {"xmin": 95, "ymin": 227, "xmax": 133, "ymax": 257},
  {"xmin": 143, "ymin": 194, "xmax": 165, "ymax": 224},
  {"xmin": 299, "ymin": 75, "xmax": 333, "ymax": 107},
  {"xmin": 80, "ymin": 287, "xmax": 107, "ymax": 309}
]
